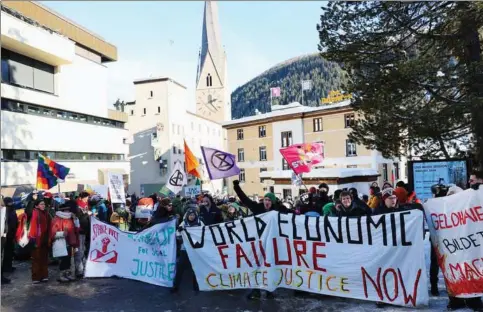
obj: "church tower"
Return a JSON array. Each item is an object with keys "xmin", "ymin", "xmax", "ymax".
[{"xmin": 195, "ymin": 1, "xmax": 231, "ymax": 122}]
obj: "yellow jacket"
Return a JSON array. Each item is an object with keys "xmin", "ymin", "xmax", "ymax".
[{"xmin": 367, "ymin": 195, "xmax": 380, "ymax": 209}]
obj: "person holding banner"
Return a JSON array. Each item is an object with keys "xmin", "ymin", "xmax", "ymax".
[
  {"xmin": 233, "ymin": 180, "xmax": 286, "ymax": 300},
  {"xmin": 199, "ymin": 194, "xmax": 223, "ymax": 226},
  {"xmin": 173, "ymin": 207, "xmax": 204, "ymax": 293}
]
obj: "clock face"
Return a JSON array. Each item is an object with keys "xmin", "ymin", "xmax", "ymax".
[{"xmin": 197, "ymin": 89, "xmax": 222, "ymax": 117}]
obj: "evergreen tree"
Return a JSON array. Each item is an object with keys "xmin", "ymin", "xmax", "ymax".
[{"xmin": 317, "ymin": 2, "xmax": 483, "ymax": 167}]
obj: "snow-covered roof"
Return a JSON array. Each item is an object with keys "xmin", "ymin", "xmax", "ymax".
[
  {"xmin": 260, "ymin": 168, "xmax": 379, "ymax": 179},
  {"xmin": 223, "ymin": 100, "xmax": 351, "ymax": 126}
]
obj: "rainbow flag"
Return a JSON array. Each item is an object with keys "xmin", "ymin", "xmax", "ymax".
[{"xmin": 36, "ymin": 154, "xmax": 70, "ymax": 190}]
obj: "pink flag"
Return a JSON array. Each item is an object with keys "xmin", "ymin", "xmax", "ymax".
[
  {"xmin": 279, "ymin": 143, "xmax": 324, "ymax": 175},
  {"xmin": 270, "ymin": 87, "xmax": 281, "ymax": 97}
]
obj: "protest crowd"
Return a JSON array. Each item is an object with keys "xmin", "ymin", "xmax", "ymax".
[{"xmin": 1, "ymin": 150, "xmax": 483, "ymax": 311}]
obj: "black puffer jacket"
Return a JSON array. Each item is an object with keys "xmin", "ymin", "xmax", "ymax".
[{"xmin": 233, "ymin": 181, "xmax": 287, "ymax": 215}]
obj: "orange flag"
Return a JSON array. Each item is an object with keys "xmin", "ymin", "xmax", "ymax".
[{"xmin": 184, "ymin": 140, "xmax": 201, "ymax": 178}]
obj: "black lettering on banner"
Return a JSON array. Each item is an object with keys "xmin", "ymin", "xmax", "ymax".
[
  {"xmin": 400, "ymin": 211, "xmax": 412, "ymax": 246},
  {"xmin": 278, "ymin": 213, "xmax": 289, "ymax": 238},
  {"xmin": 347, "ymin": 216, "xmax": 363, "ymax": 244},
  {"xmin": 469, "ymin": 234, "xmax": 481, "ymax": 248},
  {"xmin": 209, "ymin": 224, "xmax": 226, "ymax": 246},
  {"xmin": 305, "ymin": 216, "xmax": 321, "ymax": 241},
  {"xmin": 255, "ymin": 216, "xmax": 267, "ymax": 238},
  {"xmin": 240, "ymin": 219, "xmax": 256, "ymax": 242},
  {"xmin": 292, "ymin": 213, "xmax": 302, "ymax": 240},
  {"xmin": 367, "ymin": 215, "xmax": 387, "ymax": 246},
  {"xmin": 443, "ymin": 239, "xmax": 457, "ymax": 253},
  {"xmin": 225, "ymin": 221, "xmax": 243, "ymax": 244},
  {"xmin": 390, "ymin": 213, "xmax": 397, "ymax": 246},
  {"xmin": 324, "ymin": 215, "xmax": 343, "ymax": 243},
  {"xmin": 184, "ymin": 226, "xmax": 205, "ymax": 249}
]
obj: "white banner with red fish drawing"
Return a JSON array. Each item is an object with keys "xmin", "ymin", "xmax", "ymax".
[
  {"xmin": 424, "ymin": 188, "xmax": 483, "ymax": 298},
  {"xmin": 183, "ymin": 210, "xmax": 428, "ymax": 307},
  {"xmin": 85, "ymin": 217, "xmax": 177, "ymax": 287}
]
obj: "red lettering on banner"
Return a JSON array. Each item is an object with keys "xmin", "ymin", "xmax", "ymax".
[
  {"xmin": 293, "ymin": 240, "xmax": 309, "ymax": 268},
  {"xmin": 313, "ymin": 242, "xmax": 327, "ymax": 272},
  {"xmin": 431, "ymin": 206, "xmax": 483, "ymax": 230},
  {"xmin": 217, "ymin": 245, "xmax": 229, "ymax": 269},
  {"xmin": 250, "ymin": 241, "xmax": 261, "ymax": 267},
  {"xmin": 361, "ymin": 266, "xmax": 421, "ymax": 307},
  {"xmin": 235, "ymin": 244, "xmax": 253, "ymax": 268},
  {"xmin": 273, "ymin": 238, "xmax": 293, "ymax": 266},
  {"xmin": 258, "ymin": 240, "xmax": 271, "ymax": 267}
]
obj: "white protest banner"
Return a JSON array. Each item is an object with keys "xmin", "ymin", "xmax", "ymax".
[
  {"xmin": 183, "ymin": 210, "xmax": 428, "ymax": 307},
  {"xmin": 184, "ymin": 185, "xmax": 201, "ymax": 197},
  {"xmin": 85, "ymin": 217, "xmax": 177, "ymax": 287},
  {"xmin": 166, "ymin": 162, "xmax": 187, "ymax": 195},
  {"xmin": 108, "ymin": 172, "xmax": 126, "ymax": 204},
  {"xmin": 423, "ymin": 188, "xmax": 483, "ymax": 298}
]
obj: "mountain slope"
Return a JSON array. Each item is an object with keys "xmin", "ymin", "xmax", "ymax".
[{"xmin": 231, "ymin": 53, "xmax": 347, "ymax": 119}]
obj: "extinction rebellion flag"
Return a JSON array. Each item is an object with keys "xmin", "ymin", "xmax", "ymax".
[{"xmin": 201, "ymin": 146, "xmax": 240, "ymax": 180}]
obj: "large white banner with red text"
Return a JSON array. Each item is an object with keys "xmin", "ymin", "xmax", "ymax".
[
  {"xmin": 424, "ymin": 188, "xmax": 483, "ymax": 298},
  {"xmin": 85, "ymin": 217, "xmax": 177, "ymax": 287},
  {"xmin": 183, "ymin": 210, "xmax": 428, "ymax": 307}
]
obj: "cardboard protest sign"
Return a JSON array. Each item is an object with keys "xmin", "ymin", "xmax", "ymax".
[
  {"xmin": 108, "ymin": 173, "xmax": 126, "ymax": 204},
  {"xmin": 182, "ymin": 211, "xmax": 428, "ymax": 307},
  {"xmin": 424, "ymin": 188, "xmax": 483, "ymax": 297},
  {"xmin": 85, "ymin": 217, "xmax": 177, "ymax": 287}
]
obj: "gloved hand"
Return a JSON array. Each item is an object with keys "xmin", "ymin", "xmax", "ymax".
[{"xmin": 233, "ymin": 180, "xmax": 240, "ymax": 186}]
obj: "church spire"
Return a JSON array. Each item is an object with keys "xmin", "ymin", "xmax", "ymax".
[{"xmin": 198, "ymin": 0, "xmax": 224, "ymax": 86}]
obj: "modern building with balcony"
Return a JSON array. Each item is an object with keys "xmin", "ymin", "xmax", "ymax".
[{"xmin": 0, "ymin": 2, "xmax": 130, "ymax": 196}]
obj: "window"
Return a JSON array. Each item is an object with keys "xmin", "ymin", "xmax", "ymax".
[
  {"xmin": 0, "ymin": 99, "xmax": 125, "ymax": 129},
  {"xmin": 260, "ymin": 168, "xmax": 267, "ymax": 173},
  {"xmin": 152, "ymin": 132, "xmax": 157, "ymax": 139},
  {"xmin": 313, "ymin": 118, "xmax": 323, "ymax": 132},
  {"xmin": 259, "ymin": 146, "xmax": 267, "ymax": 161},
  {"xmin": 283, "ymin": 189, "xmax": 292, "ymax": 199},
  {"xmin": 394, "ymin": 163, "xmax": 400, "ymax": 180},
  {"xmin": 130, "ymin": 110, "xmax": 134, "ymax": 116},
  {"xmin": 1, "ymin": 49, "xmax": 55, "ymax": 94},
  {"xmin": 150, "ymin": 91, "xmax": 153, "ymax": 98},
  {"xmin": 206, "ymin": 73, "xmax": 212, "ymax": 87},
  {"xmin": 143, "ymin": 108, "xmax": 146, "ymax": 115},
  {"xmin": 157, "ymin": 107, "xmax": 161, "ymax": 114},
  {"xmin": 173, "ymin": 124, "xmax": 176, "ymax": 134},
  {"xmin": 347, "ymin": 165, "xmax": 358, "ymax": 168},
  {"xmin": 281, "ymin": 131, "xmax": 293, "ymax": 147},
  {"xmin": 239, "ymin": 169, "xmax": 246, "ymax": 182},
  {"xmin": 1, "ymin": 149, "xmax": 124, "ymax": 161},
  {"xmin": 259, "ymin": 125, "xmax": 266, "ymax": 137},
  {"xmin": 237, "ymin": 129, "xmax": 244, "ymax": 140},
  {"xmin": 383, "ymin": 164, "xmax": 388, "ymax": 181},
  {"xmin": 346, "ymin": 140, "xmax": 357, "ymax": 156},
  {"xmin": 282, "ymin": 159, "xmax": 290, "ymax": 170},
  {"xmin": 178, "ymin": 146, "xmax": 182, "ymax": 154},
  {"xmin": 345, "ymin": 113, "xmax": 355, "ymax": 128},
  {"xmin": 237, "ymin": 148, "xmax": 245, "ymax": 162}
]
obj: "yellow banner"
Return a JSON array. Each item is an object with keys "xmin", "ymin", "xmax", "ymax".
[{"xmin": 321, "ymin": 90, "xmax": 352, "ymax": 104}]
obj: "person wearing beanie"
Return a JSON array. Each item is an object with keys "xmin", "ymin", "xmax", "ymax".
[
  {"xmin": 323, "ymin": 189, "xmax": 343, "ymax": 216},
  {"xmin": 232, "ymin": 180, "xmax": 286, "ymax": 300},
  {"xmin": 51, "ymin": 203, "xmax": 80, "ymax": 283},
  {"xmin": 144, "ymin": 198, "xmax": 177, "ymax": 230},
  {"xmin": 393, "ymin": 181, "xmax": 409, "ymax": 204},
  {"xmin": 199, "ymin": 194, "xmax": 223, "ymax": 226},
  {"xmin": 2, "ymin": 197, "xmax": 18, "ymax": 275},
  {"xmin": 318, "ymin": 183, "xmax": 329, "ymax": 194}
]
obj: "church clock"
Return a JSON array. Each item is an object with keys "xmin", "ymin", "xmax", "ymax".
[{"xmin": 196, "ymin": 89, "xmax": 222, "ymax": 117}]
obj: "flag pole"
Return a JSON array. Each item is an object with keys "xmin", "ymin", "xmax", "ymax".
[{"xmin": 301, "ymin": 80, "xmax": 304, "ymax": 106}]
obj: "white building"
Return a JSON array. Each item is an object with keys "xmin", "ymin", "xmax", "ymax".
[
  {"xmin": 0, "ymin": 2, "xmax": 130, "ymax": 196},
  {"xmin": 125, "ymin": 1, "xmax": 230, "ymax": 196}
]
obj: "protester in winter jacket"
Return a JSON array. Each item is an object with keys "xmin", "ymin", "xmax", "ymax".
[
  {"xmin": 29, "ymin": 199, "xmax": 51, "ymax": 283},
  {"xmin": 322, "ymin": 189, "xmax": 343, "ymax": 216},
  {"xmin": 372, "ymin": 188, "xmax": 421, "ymax": 216},
  {"xmin": 233, "ymin": 180, "xmax": 287, "ymax": 216},
  {"xmin": 233, "ymin": 180, "xmax": 285, "ymax": 300},
  {"xmin": 173, "ymin": 207, "xmax": 204, "ymax": 293},
  {"xmin": 2, "ymin": 197, "xmax": 18, "ymax": 274},
  {"xmin": 144, "ymin": 199, "xmax": 176, "ymax": 229},
  {"xmin": 393, "ymin": 181, "xmax": 409, "ymax": 204},
  {"xmin": 199, "ymin": 194, "xmax": 223, "ymax": 225},
  {"xmin": 349, "ymin": 188, "xmax": 371, "ymax": 212},
  {"xmin": 74, "ymin": 193, "xmax": 90, "ymax": 279},
  {"xmin": 367, "ymin": 186, "xmax": 381, "ymax": 209},
  {"xmin": 333, "ymin": 191, "xmax": 369, "ymax": 217},
  {"xmin": 51, "ymin": 203, "xmax": 80, "ymax": 283}
]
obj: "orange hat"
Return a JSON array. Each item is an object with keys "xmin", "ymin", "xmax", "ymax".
[{"xmin": 393, "ymin": 187, "xmax": 408, "ymax": 204}]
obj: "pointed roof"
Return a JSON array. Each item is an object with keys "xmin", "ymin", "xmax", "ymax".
[{"xmin": 198, "ymin": 1, "xmax": 225, "ymax": 86}]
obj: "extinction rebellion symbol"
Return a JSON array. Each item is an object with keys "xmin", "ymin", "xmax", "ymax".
[
  {"xmin": 210, "ymin": 151, "xmax": 234, "ymax": 172},
  {"xmin": 169, "ymin": 170, "xmax": 184, "ymax": 187}
]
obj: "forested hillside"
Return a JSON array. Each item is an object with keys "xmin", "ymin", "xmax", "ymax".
[{"xmin": 231, "ymin": 53, "xmax": 347, "ymax": 119}]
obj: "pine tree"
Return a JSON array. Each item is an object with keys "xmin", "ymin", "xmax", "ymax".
[{"xmin": 317, "ymin": 2, "xmax": 483, "ymax": 168}]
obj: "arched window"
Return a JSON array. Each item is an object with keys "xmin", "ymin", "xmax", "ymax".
[
  {"xmin": 208, "ymin": 94, "xmax": 212, "ymax": 104},
  {"xmin": 206, "ymin": 73, "xmax": 212, "ymax": 87}
]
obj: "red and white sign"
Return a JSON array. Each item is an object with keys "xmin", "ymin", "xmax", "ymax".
[{"xmin": 424, "ymin": 188, "xmax": 483, "ymax": 298}]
